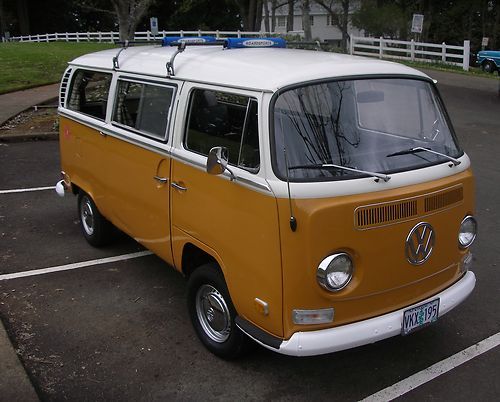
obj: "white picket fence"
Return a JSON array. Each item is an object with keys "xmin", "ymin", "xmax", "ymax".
[
  {"xmin": 7, "ymin": 30, "xmax": 265, "ymax": 43},
  {"xmin": 350, "ymin": 36, "xmax": 471, "ymax": 71}
]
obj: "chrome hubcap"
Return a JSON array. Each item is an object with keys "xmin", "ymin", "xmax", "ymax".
[
  {"xmin": 81, "ymin": 197, "xmax": 95, "ymax": 236},
  {"xmin": 195, "ymin": 284, "xmax": 231, "ymax": 343}
]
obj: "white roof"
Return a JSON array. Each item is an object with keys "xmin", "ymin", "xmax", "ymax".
[{"xmin": 69, "ymin": 45, "xmax": 429, "ymax": 92}]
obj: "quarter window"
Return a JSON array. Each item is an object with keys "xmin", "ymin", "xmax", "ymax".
[
  {"xmin": 185, "ymin": 89, "xmax": 260, "ymax": 172},
  {"xmin": 67, "ymin": 69, "xmax": 112, "ymax": 120},
  {"xmin": 112, "ymin": 80, "xmax": 174, "ymax": 140}
]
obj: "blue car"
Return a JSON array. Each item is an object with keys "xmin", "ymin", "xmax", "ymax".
[{"xmin": 477, "ymin": 50, "xmax": 500, "ymax": 73}]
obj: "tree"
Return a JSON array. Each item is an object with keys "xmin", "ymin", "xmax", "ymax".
[
  {"xmin": 351, "ymin": 0, "xmax": 406, "ymax": 39},
  {"xmin": 16, "ymin": 0, "xmax": 29, "ymax": 35},
  {"xmin": 315, "ymin": 0, "xmax": 351, "ymax": 51},
  {"xmin": 235, "ymin": 0, "xmax": 264, "ymax": 31},
  {"xmin": 301, "ymin": 0, "xmax": 311, "ymax": 40},
  {"xmin": 109, "ymin": 0, "xmax": 155, "ymax": 40},
  {"xmin": 286, "ymin": 0, "xmax": 294, "ymax": 31}
]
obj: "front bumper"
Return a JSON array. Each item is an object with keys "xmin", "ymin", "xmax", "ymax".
[{"xmin": 244, "ymin": 271, "xmax": 476, "ymax": 357}]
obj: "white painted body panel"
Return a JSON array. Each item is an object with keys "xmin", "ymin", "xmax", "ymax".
[
  {"xmin": 246, "ymin": 271, "xmax": 475, "ymax": 357},
  {"xmin": 70, "ymin": 45, "xmax": 429, "ymax": 92}
]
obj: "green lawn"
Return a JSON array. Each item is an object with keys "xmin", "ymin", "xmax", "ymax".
[
  {"xmin": 0, "ymin": 41, "xmax": 497, "ymax": 95},
  {"xmin": 0, "ymin": 42, "xmax": 117, "ymax": 94}
]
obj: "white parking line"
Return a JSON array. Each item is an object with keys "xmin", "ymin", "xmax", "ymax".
[
  {"xmin": 361, "ymin": 331, "xmax": 500, "ymax": 401},
  {"xmin": 0, "ymin": 250, "xmax": 153, "ymax": 281},
  {"xmin": 0, "ymin": 186, "xmax": 55, "ymax": 194}
]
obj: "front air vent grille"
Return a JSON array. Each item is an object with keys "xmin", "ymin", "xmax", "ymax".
[
  {"xmin": 355, "ymin": 185, "xmax": 464, "ymax": 230},
  {"xmin": 356, "ymin": 200, "xmax": 418, "ymax": 229},
  {"xmin": 59, "ymin": 68, "xmax": 72, "ymax": 107},
  {"xmin": 424, "ymin": 187, "xmax": 463, "ymax": 212}
]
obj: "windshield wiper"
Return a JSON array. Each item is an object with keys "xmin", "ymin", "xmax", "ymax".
[
  {"xmin": 289, "ymin": 163, "xmax": 391, "ymax": 182},
  {"xmin": 386, "ymin": 147, "xmax": 461, "ymax": 166}
]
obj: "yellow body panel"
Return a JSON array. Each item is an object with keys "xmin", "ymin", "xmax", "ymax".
[
  {"xmin": 60, "ymin": 117, "xmax": 173, "ymax": 265},
  {"xmin": 277, "ymin": 170, "xmax": 474, "ymax": 339},
  {"xmin": 170, "ymin": 159, "xmax": 283, "ymax": 337}
]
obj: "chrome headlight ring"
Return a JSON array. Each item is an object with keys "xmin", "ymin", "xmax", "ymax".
[
  {"xmin": 458, "ymin": 215, "xmax": 477, "ymax": 249},
  {"xmin": 317, "ymin": 252, "xmax": 354, "ymax": 292}
]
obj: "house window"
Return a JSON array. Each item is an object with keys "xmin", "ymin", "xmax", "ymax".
[
  {"xmin": 185, "ymin": 89, "xmax": 260, "ymax": 172},
  {"xmin": 277, "ymin": 16, "xmax": 286, "ymax": 28},
  {"xmin": 327, "ymin": 15, "xmax": 332, "ymax": 26}
]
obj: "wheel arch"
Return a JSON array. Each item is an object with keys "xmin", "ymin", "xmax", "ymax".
[{"xmin": 181, "ymin": 242, "xmax": 223, "ymax": 279}]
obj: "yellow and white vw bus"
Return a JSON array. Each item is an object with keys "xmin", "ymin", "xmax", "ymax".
[{"xmin": 56, "ymin": 37, "xmax": 477, "ymax": 358}]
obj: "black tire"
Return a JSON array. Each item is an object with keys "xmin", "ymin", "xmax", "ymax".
[
  {"xmin": 77, "ymin": 192, "xmax": 113, "ymax": 247},
  {"xmin": 187, "ymin": 264, "xmax": 249, "ymax": 359},
  {"xmin": 482, "ymin": 60, "xmax": 496, "ymax": 74}
]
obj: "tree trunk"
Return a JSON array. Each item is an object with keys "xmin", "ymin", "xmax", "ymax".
[
  {"xmin": 287, "ymin": 0, "xmax": 294, "ymax": 32},
  {"xmin": 111, "ymin": 0, "xmax": 155, "ymax": 41},
  {"xmin": 0, "ymin": 0, "xmax": 7, "ymax": 37},
  {"xmin": 301, "ymin": 0, "xmax": 312, "ymax": 40},
  {"xmin": 316, "ymin": 0, "xmax": 350, "ymax": 51},
  {"xmin": 340, "ymin": 0, "xmax": 350, "ymax": 51},
  {"xmin": 271, "ymin": 0, "xmax": 277, "ymax": 31},
  {"xmin": 17, "ymin": 0, "xmax": 30, "ymax": 35},
  {"xmin": 247, "ymin": 0, "xmax": 256, "ymax": 31},
  {"xmin": 263, "ymin": 0, "xmax": 270, "ymax": 33},
  {"xmin": 493, "ymin": 1, "xmax": 500, "ymax": 48}
]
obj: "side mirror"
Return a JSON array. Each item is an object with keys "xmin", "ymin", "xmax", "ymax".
[{"xmin": 207, "ymin": 146, "xmax": 236, "ymax": 181}]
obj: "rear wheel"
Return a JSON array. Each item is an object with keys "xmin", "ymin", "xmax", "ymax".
[
  {"xmin": 187, "ymin": 264, "xmax": 249, "ymax": 359},
  {"xmin": 482, "ymin": 60, "xmax": 497, "ymax": 73},
  {"xmin": 77, "ymin": 192, "xmax": 112, "ymax": 247}
]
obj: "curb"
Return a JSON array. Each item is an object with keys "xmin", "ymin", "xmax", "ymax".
[
  {"xmin": 0, "ymin": 132, "xmax": 58, "ymax": 143},
  {"xmin": 0, "ymin": 320, "xmax": 39, "ymax": 401}
]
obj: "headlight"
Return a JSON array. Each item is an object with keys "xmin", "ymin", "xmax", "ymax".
[
  {"xmin": 458, "ymin": 215, "xmax": 477, "ymax": 248},
  {"xmin": 317, "ymin": 253, "xmax": 353, "ymax": 292}
]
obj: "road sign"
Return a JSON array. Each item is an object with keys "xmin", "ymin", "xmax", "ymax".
[
  {"xmin": 482, "ymin": 37, "xmax": 489, "ymax": 47},
  {"xmin": 150, "ymin": 17, "xmax": 158, "ymax": 36},
  {"xmin": 411, "ymin": 14, "xmax": 424, "ymax": 34}
]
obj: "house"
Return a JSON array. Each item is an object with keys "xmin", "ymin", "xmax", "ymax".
[{"xmin": 266, "ymin": 1, "xmax": 363, "ymax": 45}]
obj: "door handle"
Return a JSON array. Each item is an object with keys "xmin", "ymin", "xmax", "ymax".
[
  {"xmin": 153, "ymin": 176, "xmax": 168, "ymax": 184},
  {"xmin": 171, "ymin": 182, "xmax": 187, "ymax": 192}
]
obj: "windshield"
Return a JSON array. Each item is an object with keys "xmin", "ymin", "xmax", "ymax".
[{"xmin": 272, "ymin": 78, "xmax": 462, "ymax": 181}]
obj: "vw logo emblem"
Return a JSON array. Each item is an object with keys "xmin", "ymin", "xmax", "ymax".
[{"xmin": 405, "ymin": 222, "xmax": 435, "ymax": 265}]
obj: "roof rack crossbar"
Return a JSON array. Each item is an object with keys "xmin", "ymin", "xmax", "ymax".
[
  {"xmin": 112, "ymin": 40, "xmax": 129, "ymax": 69},
  {"xmin": 113, "ymin": 39, "xmax": 164, "ymax": 69}
]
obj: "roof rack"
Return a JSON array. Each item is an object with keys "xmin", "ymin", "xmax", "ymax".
[
  {"xmin": 164, "ymin": 36, "xmax": 286, "ymax": 77},
  {"xmin": 111, "ymin": 36, "xmax": 323, "ymax": 76}
]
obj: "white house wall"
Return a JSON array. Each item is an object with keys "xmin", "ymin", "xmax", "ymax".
[{"xmin": 266, "ymin": 1, "xmax": 364, "ymax": 43}]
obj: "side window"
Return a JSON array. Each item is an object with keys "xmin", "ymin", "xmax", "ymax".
[
  {"xmin": 67, "ymin": 69, "xmax": 112, "ymax": 120},
  {"xmin": 185, "ymin": 89, "xmax": 260, "ymax": 172},
  {"xmin": 112, "ymin": 79, "xmax": 174, "ymax": 140}
]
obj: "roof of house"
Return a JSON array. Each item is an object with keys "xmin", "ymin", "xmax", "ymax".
[{"xmin": 69, "ymin": 44, "xmax": 429, "ymax": 92}]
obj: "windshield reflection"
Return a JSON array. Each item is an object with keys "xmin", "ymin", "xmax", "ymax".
[{"xmin": 273, "ymin": 78, "xmax": 461, "ymax": 182}]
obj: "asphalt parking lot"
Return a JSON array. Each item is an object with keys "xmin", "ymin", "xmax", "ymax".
[{"xmin": 0, "ymin": 74, "xmax": 499, "ymax": 401}]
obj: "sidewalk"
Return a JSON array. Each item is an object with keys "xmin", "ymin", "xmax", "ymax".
[
  {"xmin": 0, "ymin": 320, "xmax": 39, "ymax": 401},
  {"xmin": 0, "ymin": 83, "xmax": 59, "ymax": 126}
]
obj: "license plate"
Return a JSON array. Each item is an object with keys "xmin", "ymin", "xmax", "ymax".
[{"xmin": 402, "ymin": 298, "xmax": 440, "ymax": 335}]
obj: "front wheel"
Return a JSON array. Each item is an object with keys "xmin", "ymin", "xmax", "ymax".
[
  {"xmin": 77, "ymin": 192, "xmax": 113, "ymax": 247},
  {"xmin": 482, "ymin": 60, "xmax": 497, "ymax": 73},
  {"xmin": 187, "ymin": 264, "xmax": 249, "ymax": 359}
]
